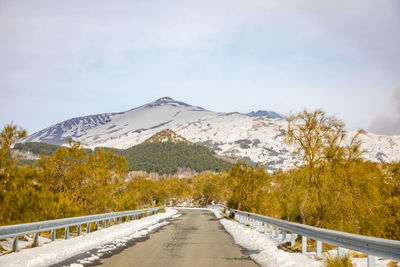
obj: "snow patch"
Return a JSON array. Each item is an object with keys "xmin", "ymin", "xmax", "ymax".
[{"xmin": 210, "ymin": 209, "xmax": 321, "ymax": 266}]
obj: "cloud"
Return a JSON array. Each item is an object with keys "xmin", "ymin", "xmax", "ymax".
[
  {"xmin": 369, "ymin": 87, "xmax": 400, "ymax": 135},
  {"xmin": 1, "ymin": 0, "xmax": 400, "ymax": 133}
]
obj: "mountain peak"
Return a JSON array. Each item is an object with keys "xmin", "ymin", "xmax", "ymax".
[
  {"xmin": 143, "ymin": 97, "xmax": 192, "ymax": 109},
  {"xmin": 155, "ymin": 96, "xmax": 175, "ymax": 102}
]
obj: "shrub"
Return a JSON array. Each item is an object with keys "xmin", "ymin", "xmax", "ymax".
[{"xmin": 325, "ymin": 254, "xmax": 353, "ymax": 267}]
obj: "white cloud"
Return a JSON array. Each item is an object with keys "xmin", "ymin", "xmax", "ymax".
[{"xmin": 0, "ymin": 0, "xmax": 399, "ymax": 134}]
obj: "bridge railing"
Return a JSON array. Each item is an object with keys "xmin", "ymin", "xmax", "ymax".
[
  {"xmin": 210, "ymin": 204, "xmax": 400, "ymax": 267},
  {"xmin": 0, "ymin": 206, "xmax": 164, "ymax": 252}
]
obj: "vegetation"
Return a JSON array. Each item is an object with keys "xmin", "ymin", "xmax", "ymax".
[
  {"xmin": 2, "ymin": 109, "xmax": 400, "ymax": 243},
  {"xmin": 1, "ymin": 128, "xmax": 128, "ymax": 224},
  {"xmin": 142, "ymin": 129, "xmax": 190, "ymax": 144},
  {"xmin": 13, "ymin": 142, "xmax": 60, "ymax": 155},
  {"xmin": 325, "ymin": 254, "xmax": 353, "ymax": 267},
  {"xmin": 14, "ymin": 140, "xmax": 233, "ymax": 175},
  {"xmin": 117, "ymin": 142, "xmax": 233, "ymax": 174}
]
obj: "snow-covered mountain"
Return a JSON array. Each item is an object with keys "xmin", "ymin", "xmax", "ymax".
[{"xmin": 23, "ymin": 97, "xmax": 400, "ymax": 171}]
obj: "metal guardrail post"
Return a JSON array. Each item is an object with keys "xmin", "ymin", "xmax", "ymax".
[
  {"xmin": 51, "ymin": 229, "xmax": 56, "ymax": 241},
  {"xmin": 274, "ymin": 227, "xmax": 279, "ymax": 239},
  {"xmin": 367, "ymin": 255, "xmax": 375, "ymax": 267},
  {"xmin": 12, "ymin": 236, "xmax": 18, "ymax": 252},
  {"xmin": 77, "ymin": 224, "xmax": 81, "ymax": 235},
  {"xmin": 87, "ymin": 223, "xmax": 90, "ymax": 234},
  {"xmin": 316, "ymin": 240, "xmax": 322, "ymax": 258},
  {"xmin": 282, "ymin": 229, "xmax": 287, "ymax": 241},
  {"xmin": 302, "ymin": 236, "xmax": 307, "ymax": 254},
  {"xmin": 269, "ymin": 225, "xmax": 273, "ymax": 237},
  {"xmin": 64, "ymin": 227, "xmax": 69, "ymax": 240},
  {"xmin": 33, "ymin": 232, "xmax": 39, "ymax": 247},
  {"xmin": 337, "ymin": 247, "xmax": 344, "ymax": 258},
  {"xmin": 291, "ymin": 232, "xmax": 296, "ymax": 247}
]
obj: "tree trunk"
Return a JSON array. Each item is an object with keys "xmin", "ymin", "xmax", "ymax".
[{"xmin": 299, "ymin": 188, "xmax": 309, "ymax": 224}]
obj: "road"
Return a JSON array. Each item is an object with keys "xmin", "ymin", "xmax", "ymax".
[{"xmin": 97, "ymin": 209, "xmax": 258, "ymax": 267}]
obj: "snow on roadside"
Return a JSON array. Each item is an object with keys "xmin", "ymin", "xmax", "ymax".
[
  {"xmin": 210, "ymin": 209, "xmax": 320, "ymax": 267},
  {"xmin": 0, "ymin": 208, "xmax": 178, "ymax": 267},
  {"xmin": 209, "ymin": 209, "xmax": 395, "ymax": 267}
]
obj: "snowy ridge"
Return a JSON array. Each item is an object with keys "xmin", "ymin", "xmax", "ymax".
[
  {"xmin": 248, "ymin": 110, "xmax": 285, "ymax": 119},
  {"xmin": 22, "ymin": 97, "xmax": 400, "ymax": 171},
  {"xmin": 25, "ymin": 113, "xmax": 115, "ymax": 145}
]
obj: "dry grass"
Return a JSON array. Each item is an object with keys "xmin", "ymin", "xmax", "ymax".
[
  {"xmin": 280, "ymin": 236, "xmax": 335, "ymax": 254},
  {"xmin": 0, "ymin": 245, "xmax": 12, "ymax": 256},
  {"xmin": 292, "ymin": 240, "xmax": 303, "ymax": 251},
  {"xmin": 351, "ymin": 251, "xmax": 367, "ymax": 258},
  {"xmin": 325, "ymin": 254, "xmax": 353, "ymax": 267},
  {"xmin": 307, "ymin": 240, "xmax": 335, "ymax": 252},
  {"xmin": 323, "ymin": 243, "xmax": 336, "ymax": 252},
  {"xmin": 0, "ymin": 245, "xmax": 8, "ymax": 253},
  {"xmin": 388, "ymin": 261, "xmax": 399, "ymax": 267},
  {"xmin": 39, "ymin": 231, "xmax": 52, "ymax": 239},
  {"xmin": 23, "ymin": 243, "xmax": 34, "ymax": 249},
  {"xmin": 277, "ymin": 241, "xmax": 301, "ymax": 253}
]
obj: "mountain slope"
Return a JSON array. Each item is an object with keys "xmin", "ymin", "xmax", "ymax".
[{"xmin": 22, "ymin": 97, "xmax": 400, "ymax": 171}]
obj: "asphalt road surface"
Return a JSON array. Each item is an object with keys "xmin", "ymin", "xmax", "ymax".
[{"xmin": 98, "ymin": 209, "xmax": 258, "ymax": 267}]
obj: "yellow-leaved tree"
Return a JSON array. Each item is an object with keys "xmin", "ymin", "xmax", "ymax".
[
  {"xmin": 38, "ymin": 139, "xmax": 128, "ymax": 214},
  {"xmin": 0, "ymin": 124, "xmax": 79, "ymax": 224},
  {"xmin": 228, "ymin": 162, "xmax": 271, "ymax": 213}
]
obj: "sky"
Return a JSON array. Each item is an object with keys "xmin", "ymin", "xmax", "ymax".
[{"xmin": 0, "ymin": 0, "xmax": 400, "ymax": 135}]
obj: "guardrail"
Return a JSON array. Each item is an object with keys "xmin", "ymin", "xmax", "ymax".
[
  {"xmin": 210, "ymin": 204, "xmax": 400, "ymax": 267},
  {"xmin": 0, "ymin": 206, "xmax": 164, "ymax": 252}
]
